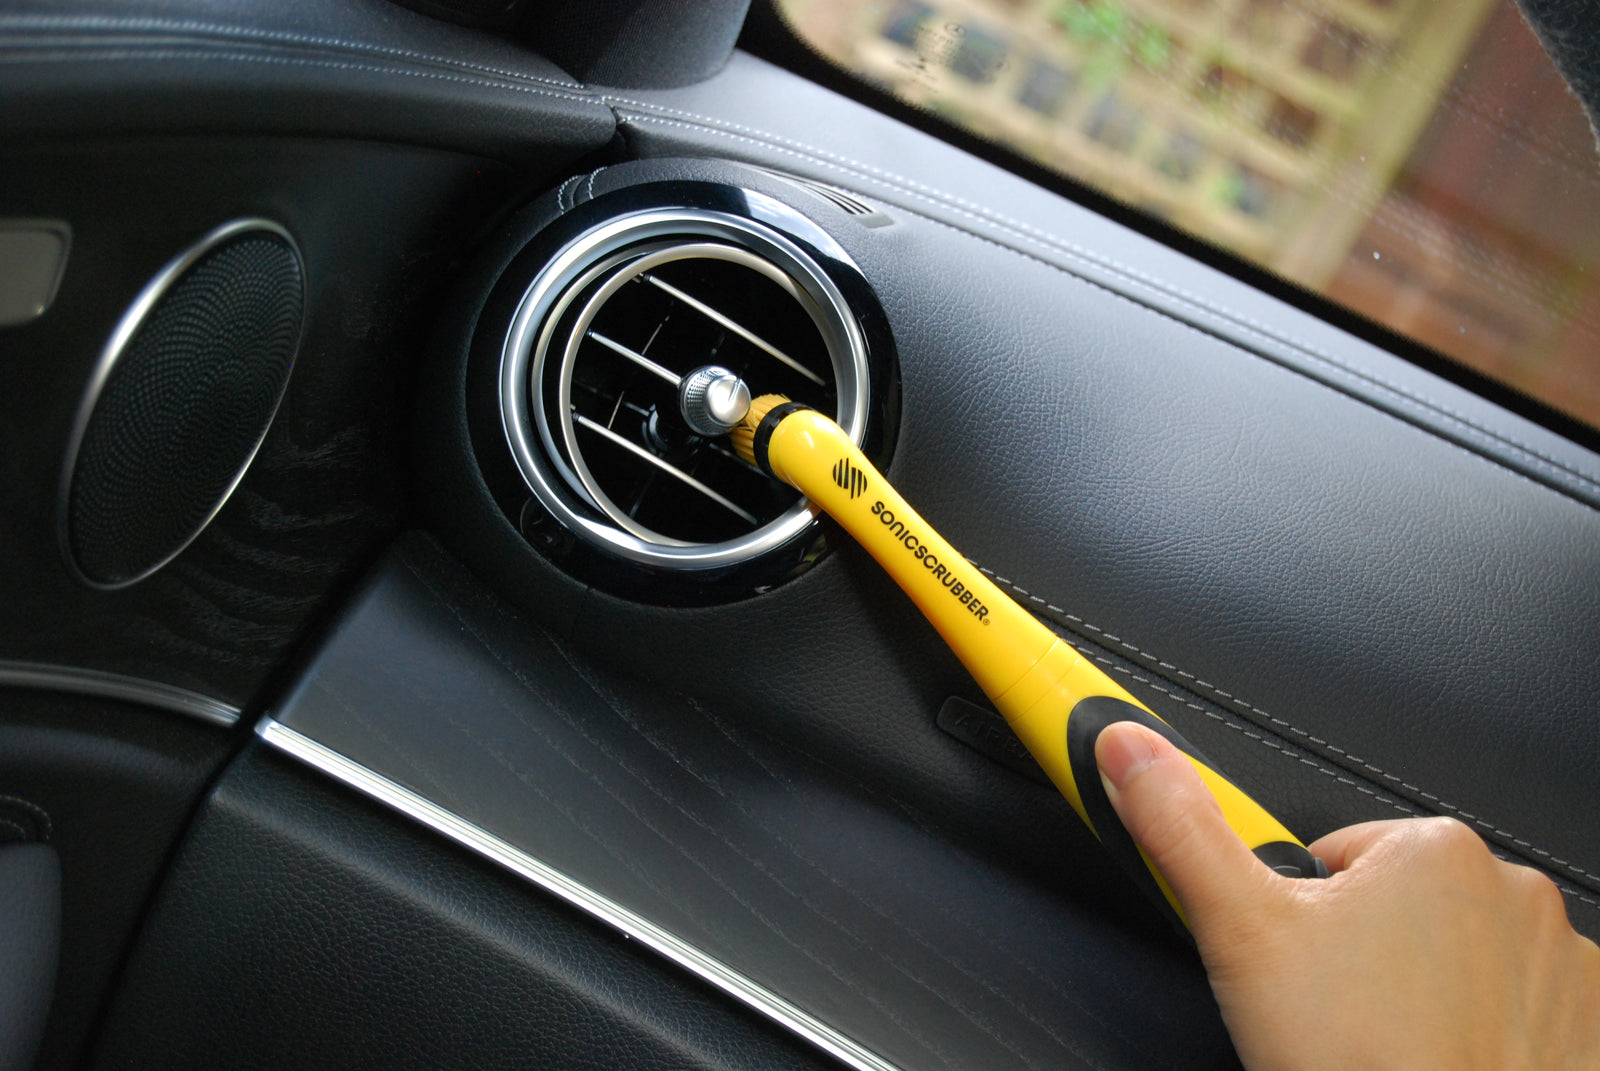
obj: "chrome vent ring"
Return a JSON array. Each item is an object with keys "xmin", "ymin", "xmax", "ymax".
[{"xmin": 500, "ymin": 208, "xmax": 872, "ymax": 570}]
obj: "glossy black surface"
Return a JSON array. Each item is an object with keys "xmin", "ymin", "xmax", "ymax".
[
  {"xmin": 428, "ymin": 175, "xmax": 899, "ymax": 606},
  {"xmin": 92, "ymin": 747, "xmax": 844, "ymax": 1071}
]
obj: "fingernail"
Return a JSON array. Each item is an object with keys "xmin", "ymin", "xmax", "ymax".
[
  {"xmin": 1099, "ymin": 770, "xmax": 1123, "ymax": 812},
  {"xmin": 1096, "ymin": 722, "xmax": 1161, "ymax": 791}
]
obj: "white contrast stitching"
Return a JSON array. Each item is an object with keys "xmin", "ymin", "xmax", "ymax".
[
  {"xmin": 1060, "ymin": 637, "xmax": 1600, "ymax": 911},
  {"xmin": 0, "ymin": 45, "xmax": 600, "ymax": 109},
  {"xmin": 607, "ymin": 106, "xmax": 1600, "ymax": 494},
  {"xmin": 555, "ymin": 173, "xmax": 583, "ymax": 211},
  {"xmin": 0, "ymin": 13, "xmax": 585, "ymax": 89},
  {"xmin": 912, "ymin": 207, "xmax": 1580, "ymax": 503},
  {"xmin": 1081, "ymin": 648, "xmax": 1600, "ymax": 913},
  {"xmin": 972, "ymin": 564, "xmax": 1600, "ymax": 891}
]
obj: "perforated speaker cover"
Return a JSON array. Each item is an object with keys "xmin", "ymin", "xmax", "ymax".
[{"xmin": 62, "ymin": 220, "xmax": 305, "ymax": 588}]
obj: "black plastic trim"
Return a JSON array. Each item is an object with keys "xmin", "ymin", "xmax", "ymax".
[
  {"xmin": 752, "ymin": 401, "xmax": 812, "ymax": 477},
  {"xmin": 441, "ymin": 171, "xmax": 900, "ymax": 606},
  {"xmin": 264, "ymin": 533, "xmax": 1238, "ymax": 1071}
]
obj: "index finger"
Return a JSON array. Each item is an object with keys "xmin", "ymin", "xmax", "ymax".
[{"xmin": 1308, "ymin": 819, "xmax": 1417, "ymax": 874}]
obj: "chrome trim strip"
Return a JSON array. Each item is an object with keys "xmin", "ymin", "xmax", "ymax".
[
  {"xmin": 643, "ymin": 273, "xmax": 827, "ymax": 387},
  {"xmin": 257, "ymin": 718, "xmax": 903, "ymax": 1071},
  {"xmin": 0, "ymin": 660, "xmax": 239, "ymax": 726},
  {"xmin": 574, "ymin": 413, "xmax": 761, "ymax": 525},
  {"xmin": 56, "ymin": 218, "xmax": 305, "ymax": 591},
  {"xmin": 587, "ymin": 330, "xmax": 682, "ymax": 387}
]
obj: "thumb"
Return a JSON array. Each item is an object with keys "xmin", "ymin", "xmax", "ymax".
[{"xmin": 1095, "ymin": 721, "xmax": 1275, "ymax": 930}]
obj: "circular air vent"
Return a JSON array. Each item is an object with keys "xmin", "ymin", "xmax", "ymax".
[{"xmin": 500, "ymin": 207, "xmax": 873, "ymax": 572}]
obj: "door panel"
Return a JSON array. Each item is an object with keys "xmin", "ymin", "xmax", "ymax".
[
  {"xmin": 91, "ymin": 747, "xmax": 846, "ymax": 1071},
  {"xmin": 0, "ymin": 693, "xmax": 232, "ymax": 1071},
  {"xmin": 255, "ymin": 533, "xmax": 1234, "ymax": 1070},
  {"xmin": 0, "ymin": 137, "xmax": 524, "ymax": 703}
]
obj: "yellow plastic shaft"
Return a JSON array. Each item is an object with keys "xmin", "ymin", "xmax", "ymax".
[{"xmin": 753, "ymin": 403, "xmax": 1305, "ymax": 880}]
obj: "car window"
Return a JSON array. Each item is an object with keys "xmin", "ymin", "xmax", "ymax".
[{"xmin": 774, "ymin": 0, "xmax": 1600, "ymax": 432}]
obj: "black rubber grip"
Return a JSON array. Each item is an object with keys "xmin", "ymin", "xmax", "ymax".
[
  {"xmin": 1252, "ymin": 840, "xmax": 1330, "ymax": 879},
  {"xmin": 1065, "ymin": 696, "xmax": 1326, "ymax": 936},
  {"xmin": 751, "ymin": 402, "xmax": 814, "ymax": 477}
]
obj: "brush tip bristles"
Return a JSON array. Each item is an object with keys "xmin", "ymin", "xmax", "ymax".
[{"xmin": 730, "ymin": 393, "xmax": 791, "ymax": 466}]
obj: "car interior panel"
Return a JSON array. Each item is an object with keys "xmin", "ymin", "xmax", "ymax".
[{"xmin": 2, "ymin": 1, "xmax": 1597, "ymax": 1069}]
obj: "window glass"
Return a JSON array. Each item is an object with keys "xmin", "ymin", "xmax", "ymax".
[{"xmin": 776, "ymin": 0, "xmax": 1600, "ymax": 432}]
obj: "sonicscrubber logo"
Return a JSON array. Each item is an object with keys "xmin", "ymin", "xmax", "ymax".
[{"xmin": 833, "ymin": 457, "xmax": 867, "ymax": 499}]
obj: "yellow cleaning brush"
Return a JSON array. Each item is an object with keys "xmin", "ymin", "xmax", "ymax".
[{"xmin": 733, "ymin": 395, "xmax": 1325, "ymax": 929}]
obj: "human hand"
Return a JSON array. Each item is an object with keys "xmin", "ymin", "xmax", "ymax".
[{"xmin": 1095, "ymin": 721, "xmax": 1600, "ymax": 1071}]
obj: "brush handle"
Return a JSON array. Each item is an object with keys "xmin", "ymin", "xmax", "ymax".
[{"xmin": 752, "ymin": 404, "xmax": 1325, "ymax": 928}]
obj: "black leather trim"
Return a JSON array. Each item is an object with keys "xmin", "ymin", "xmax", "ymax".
[
  {"xmin": 600, "ymin": 55, "xmax": 1600, "ymax": 509},
  {"xmin": 0, "ymin": 1, "xmax": 615, "ymax": 162},
  {"xmin": 1034, "ymin": 613, "xmax": 1600, "ymax": 934},
  {"xmin": 0, "ymin": 690, "xmax": 232, "ymax": 1071},
  {"xmin": 983, "ymin": 569, "xmax": 1600, "ymax": 919},
  {"xmin": 0, "ymin": 843, "xmax": 59, "ymax": 1071},
  {"xmin": 526, "ymin": 155, "xmax": 1600, "ymax": 935}
]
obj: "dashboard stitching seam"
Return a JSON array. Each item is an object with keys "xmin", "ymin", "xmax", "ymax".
[
  {"xmin": 976, "ymin": 565, "xmax": 1600, "ymax": 895},
  {"xmin": 0, "ymin": 794, "xmax": 54, "ymax": 843},
  {"xmin": 556, "ymin": 173, "xmax": 583, "ymax": 211},
  {"xmin": 1080, "ymin": 646, "xmax": 1600, "ymax": 911},
  {"xmin": 0, "ymin": 44, "xmax": 604, "ymax": 108},
  {"xmin": 0, "ymin": 14, "xmax": 586, "ymax": 89},
  {"xmin": 1082, "ymin": 645, "xmax": 1425, "ymax": 821},
  {"xmin": 611, "ymin": 110, "xmax": 1598, "ymax": 895},
  {"xmin": 609, "ymin": 107, "xmax": 1600, "ymax": 495},
  {"xmin": 887, "ymin": 194, "xmax": 1572, "ymax": 503}
]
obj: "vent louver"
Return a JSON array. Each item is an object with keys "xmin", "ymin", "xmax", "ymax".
[{"xmin": 500, "ymin": 208, "xmax": 873, "ymax": 572}]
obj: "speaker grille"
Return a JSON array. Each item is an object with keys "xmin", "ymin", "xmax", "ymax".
[{"xmin": 64, "ymin": 221, "xmax": 305, "ymax": 588}]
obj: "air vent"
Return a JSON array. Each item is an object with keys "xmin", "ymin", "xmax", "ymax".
[
  {"xmin": 500, "ymin": 207, "xmax": 874, "ymax": 572},
  {"xmin": 749, "ymin": 168, "xmax": 890, "ymax": 226},
  {"xmin": 784, "ymin": 178, "xmax": 877, "ymax": 218}
]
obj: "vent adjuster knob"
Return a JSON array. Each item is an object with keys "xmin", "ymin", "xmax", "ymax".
[{"xmin": 679, "ymin": 366, "xmax": 752, "ymax": 437}]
